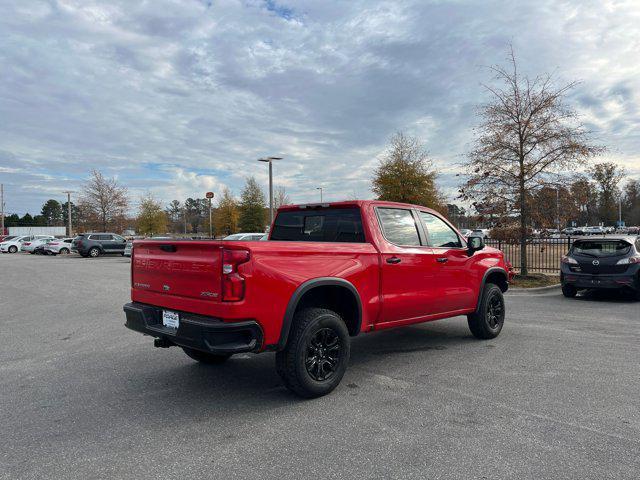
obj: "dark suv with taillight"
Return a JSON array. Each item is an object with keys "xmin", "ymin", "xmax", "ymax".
[{"xmin": 561, "ymin": 236, "xmax": 640, "ymax": 299}]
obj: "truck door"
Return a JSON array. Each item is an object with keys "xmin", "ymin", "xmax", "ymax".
[
  {"xmin": 376, "ymin": 207, "xmax": 443, "ymax": 323},
  {"xmin": 417, "ymin": 211, "xmax": 475, "ymax": 312}
]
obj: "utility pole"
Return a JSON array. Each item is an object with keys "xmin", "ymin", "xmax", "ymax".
[
  {"xmin": 316, "ymin": 187, "xmax": 323, "ymax": 202},
  {"xmin": 258, "ymin": 156, "xmax": 283, "ymax": 225},
  {"xmin": 63, "ymin": 191, "xmax": 73, "ymax": 237},
  {"xmin": 1, "ymin": 183, "xmax": 4, "ymax": 235}
]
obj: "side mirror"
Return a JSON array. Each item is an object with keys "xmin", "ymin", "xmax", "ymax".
[{"xmin": 467, "ymin": 235, "xmax": 485, "ymax": 253}]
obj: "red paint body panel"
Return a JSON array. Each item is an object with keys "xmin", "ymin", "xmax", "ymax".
[{"xmin": 130, "ymin": 200, "xmax": 509, "ymax": 350}]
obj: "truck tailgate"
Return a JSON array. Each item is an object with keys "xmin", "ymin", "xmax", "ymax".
[{"xmin": 132, "ymin": 241, "xmax": 223, "ymax": 302}]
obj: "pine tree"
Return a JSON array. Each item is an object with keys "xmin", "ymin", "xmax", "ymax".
[{"xmin": 238, "ymin": 177, "xmax": 266, "ymax": 232}]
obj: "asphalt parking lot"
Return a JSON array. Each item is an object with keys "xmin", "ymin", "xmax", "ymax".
[{"xmin": 1, "ymin": 253, "xmax": 639, "ymax": 479}]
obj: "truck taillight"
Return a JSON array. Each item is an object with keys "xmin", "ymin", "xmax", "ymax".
[{"xmin": 222, "ymin": 248, "xmax": 250, "ymax": 302}]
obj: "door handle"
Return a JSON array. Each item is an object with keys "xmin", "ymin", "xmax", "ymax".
[
  {"xmin": 436, "ymin": 257, "xmax": 448, "ymax": 263},
  {"xmin": 386, "ymin": 256, "xmax": 401, "ymax": 264}
]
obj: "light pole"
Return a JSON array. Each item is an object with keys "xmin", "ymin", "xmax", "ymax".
[
  {"xmin": 205, "ymin": 192, "xmax": 214, "ymax": 238},
  {"xmin": 618, "ymin": 195, "xmax": 623, "ymax": 226},
  {"xmin": 258, "ymin": 156, "xmax": 283, "ymax": 225},
  {"xmin": 556, "ymin": 187, "xmax": 560, "ymax": 232},
  {"xmin": 63, "ymin": 191, "xmax": 74, "ymax": 237},
  {"xmin": 316, "ymin": 187, "xmax": 323, "ymax": 202},
  {"xmin": 1, "ymin": 183, "xmax": 4, "ymax": 235}
]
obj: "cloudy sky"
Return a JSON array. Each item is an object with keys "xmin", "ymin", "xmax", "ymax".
[{"xmin": 1, "ymin": 0, "xmax": 639, "ymax": 216}]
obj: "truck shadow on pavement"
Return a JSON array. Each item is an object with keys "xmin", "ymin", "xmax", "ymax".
[{"xmin": 118, "ymin": 320, "xmax": 476, "ymax": 416}]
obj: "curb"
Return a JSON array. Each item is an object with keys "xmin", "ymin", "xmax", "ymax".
[{"xmin": 507, "ymin": 284, "xmax": 561, "ymax": 294}]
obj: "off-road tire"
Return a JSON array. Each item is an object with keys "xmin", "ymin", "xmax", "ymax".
[
  {"xmin": 276, "ymin": 307, "xmax": 350, "ymax": 398},
  {"xmin": 182, "ymin": 347, "xmax": 231, "ymax": 364},
  {"xmin": 562, "ymin": 284, "xmax": 577, "ymax": 298},
  {"xmin": 467, "ymin": 283, "xmax": 505, "ymax": 339}
]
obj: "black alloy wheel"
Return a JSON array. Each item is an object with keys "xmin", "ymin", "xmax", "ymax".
[
  {"xmin": 305, "ymin": 328, "xmax": 341, "ymax": 382},
  {"xmin": 486, "ymin": 292, "xmax": 504, "ymax": 329}
]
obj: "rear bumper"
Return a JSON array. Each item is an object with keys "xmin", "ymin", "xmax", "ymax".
[
  {"xmin": 561, "ymin": 272, "xmax": 639, "ymax": 290},
  {"xmin": 123, "ymin": 302, "xmax": 263, "ymax": 354}
]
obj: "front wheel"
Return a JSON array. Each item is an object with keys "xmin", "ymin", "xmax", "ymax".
[
  {"xmin": 8, "ymin": 246, "xmax": 17, "ymax": 253},
  {"xmin": 467, "ymin": 283, "xmax": 505, "ymax": 339},
  {"xmin": 59, "ymin": 248, "xmax": 70, "ymax": 255},
  {"xmin": 182, "ymin": 347, "xmax": 231, "ymax": 364},
  {"xmin": 276, "ymin": 308, "xmax": 350, "ymax": 398},
  {"xmin": 562, "ymin": 284, "xmax": 577, "ymax": 298}
]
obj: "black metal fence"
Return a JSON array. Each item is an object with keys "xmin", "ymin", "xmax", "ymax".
[{"xmin": 485, "ymin": 237, "xmax": 575, "ymax": 273}]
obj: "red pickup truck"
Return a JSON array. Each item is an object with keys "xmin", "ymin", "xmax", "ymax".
[{"xmin": 124, "ymin": 201, "xmax": 510, "ymax": 397}]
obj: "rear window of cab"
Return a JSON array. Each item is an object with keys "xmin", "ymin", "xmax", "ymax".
[{"xmin": 270, "ymin": 208, "xmax": 365, "ymax": 243}]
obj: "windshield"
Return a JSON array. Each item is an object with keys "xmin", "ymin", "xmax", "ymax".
[
  {"xmin": 2, "ymin": 236, "xmax": 17, "ymax": 241},
  {"xmin": 572, "ymin": 240, "xmax": 631, "ymax": 257}
]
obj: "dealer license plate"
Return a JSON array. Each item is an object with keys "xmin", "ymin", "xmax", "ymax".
[{"xmin": 162, "ymin": 310, "xmax": 179, "ymax": 329}]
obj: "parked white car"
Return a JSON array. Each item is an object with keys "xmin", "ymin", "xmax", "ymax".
[
  {"xmin": 223, "ymin": 233, "xmax": 265, "ymax": 241},
  {"xmin": 44, "ymin": 238, "xmax": 75, "ymax": 255},
  {"xmin": 22, "ymin": 237, "xmax": 56, "ymax": 253},
  {"xmin": 583, "ymin": 226, "xmax": 606, "ymax": 235},
  {"xmin": 0, "ymin": 235, "xmax": 53, "ymax": 253}
]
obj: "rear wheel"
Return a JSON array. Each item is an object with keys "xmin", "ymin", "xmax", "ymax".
[
  {"xmin": 60, "ymin": 248, "xmax": 70, "ymax": 254},
  {"xmin": 182, "ymin": 347, "xmax": 231, "ymax": 364},
  {"xmin": 88, "ymin": 247, "xmax": 100, "ymax": 258},
  {"xmin": 276, "ymin": 307, "xmax": 350, "ymax": 398},
  {"xmin": 562, "ymin": 284, "xmax": 577, "ymax": 298},
  {"xmin": 467, "ymin": 283, "xmax": 505, "ymax": 339}
]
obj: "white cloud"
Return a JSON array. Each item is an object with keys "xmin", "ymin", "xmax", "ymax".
[{"xmin": 0, "ymin": 0, "xmax": 639, "ymax": 215}]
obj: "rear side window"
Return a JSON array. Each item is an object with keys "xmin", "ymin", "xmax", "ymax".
[
  {"xmin": 419, "ymin": 212, "xmax": 462, "ymax": 248},
  {"xmin": 271, "ymin": 208, "xmax": 365, "ymax": 242},
  {"xmin": 377, "ymin": 208, "xmax": 421, "ymax": 246},
  {"xmin": 573, "ymin": 240, "xmax": 631, "ymax": 257}
]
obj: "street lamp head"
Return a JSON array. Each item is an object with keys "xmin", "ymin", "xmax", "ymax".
[{"xmin": 258, "ymin": 156, "xmax": 283, "ymax": 162}]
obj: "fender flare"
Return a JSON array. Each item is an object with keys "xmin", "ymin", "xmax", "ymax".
[
  {"xmin": 276, "ymin": 277, "xmax": 363, "ymax": 350},
  {"xmin": 475, "ymin": 267, "xmax": 508, "ymax": 313}
]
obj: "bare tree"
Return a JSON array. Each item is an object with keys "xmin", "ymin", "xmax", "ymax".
[
  {"xmin": 460, "ymin": 48, "xmax": 604, "ymax": 274},
  {"xmin": 590, "ymin": 162, "xmax": 625, "ymax": 225},
  {"xmin": 79, "ymin": 169, "xmax": 130, "ymax": 232},
  {"xmin": 273, "ymin": 186, "xmax": 291, "ymax": 209}
]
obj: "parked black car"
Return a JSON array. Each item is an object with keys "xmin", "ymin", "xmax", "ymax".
[
  {"xmin": 561, "ymin": 236, "xmax": 640, "ymax": 299},
  {"xmin": 71, "ymin": 233, "xmax": 127, "ymax": 258}
]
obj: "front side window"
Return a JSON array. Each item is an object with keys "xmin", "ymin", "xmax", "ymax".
[
  {"xmin": 419, "ymin": 212, "xmax": 462, "ymax": 248},
  {"xmin": 377, "ymin": 208, "xmax": 421, "ymax": 246}
]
